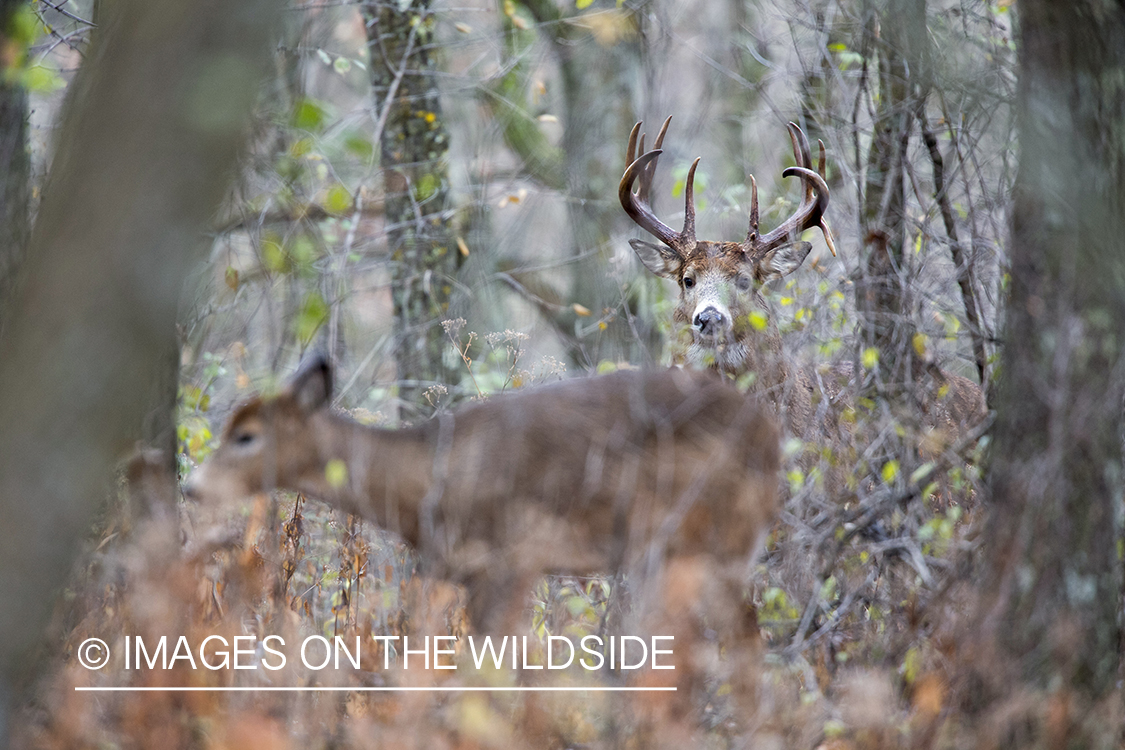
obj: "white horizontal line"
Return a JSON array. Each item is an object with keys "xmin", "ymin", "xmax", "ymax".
[{"xmin": 75, "ymin": 686, "xmax": 675, "ymax": 693}]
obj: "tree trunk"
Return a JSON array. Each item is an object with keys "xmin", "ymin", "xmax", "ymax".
[
  {"xmin": 519, "ymin": 0, "xmax": 650, "ymax": 368},
  {"xmin": 856, "ymin": 0, "xmax": 927, "ymax": 390},
  {"xmin": 364, "ymin": 0, "xmax": 462, "ymax": 411},
  {"xmin": 0, "ymin": 0, "xmax": 283, "ymax": 735},
  {"xmin": 0, "ymin": 0, "xmax": 30, "ymax": 335},
  {"xmin": 979, "ymin": 0, "xmax": 1125, "ymax": 702}
]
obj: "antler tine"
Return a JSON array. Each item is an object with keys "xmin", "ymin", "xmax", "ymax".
[
  {"xmin": 636, "ymin": 131, "xmax": 651, "ymax": 204},
  {"xmin": 639, "ymin": 116, "xmax": 672, "ymax": 206},
  {"xmin": 625, "ymin": 121, "xmax": 641, "ymax": 167},
  {"xmin": 620, "ymin": 150, "xmax": 681, "ymax": 250},
  {"xmin": 756, "ymin": 165, "xmax": 831, "ymax": 253},
  {"xmin": 683, "ymin": 157, "xmax": 700, "ymax": 242},
  {"xmin": 787, "ymin": 122, "xmax": 815, "ymax": 205},
  {"xmin": 746, "ymin": 174, "xmax": 759, "ymax": 244},
  {"xmin": 619, "ymin": 116, "xmax": 697, "ymax": 253}
]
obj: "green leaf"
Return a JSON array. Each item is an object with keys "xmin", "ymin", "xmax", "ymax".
[
  {"xmin": 344, "ymin": 133, "xmax": 374, "ymax": 160},
  {"xmin": 295, "ymin": 292, "xmax": 329, "ymax": 344},
  {"xmin": 881, "ymin": 460, "xmax": 900, "ymax": 484},
  {"xmin": 290, "ymin": 234, "xmax": 318, "ymax": 270},
  {"xmin": 595, "ymin": 360, "xmax": 617, "ymax": 374},
  {"xmin": 325, "ymin": 183, "xmax": 352, "ymax": 214},
  {"xmin": 292, "ymin": 98, "xmax": 328, "ymax": 132},
  {"xmin": 414, "ymin": 173, "xmax": 438, "ymax": 201},
  {"xmin": 861, "ymin": 347, "xmax": 879, "ymax": 369},
  {"xmin": 262, "ymin": 238, "xmax": 289, "ymax": 273},
  {"xmin": 24, "ymin": 65, "xmax": 65, "ymax": 93},
  {"xmin": 576, "ymin": 0, "xmax": 594, "ymax": 7}
]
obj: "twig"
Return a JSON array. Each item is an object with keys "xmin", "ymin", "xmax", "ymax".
[{"xmin": 785, "ymin": 413, "xmax": 994, "ymax": 655}]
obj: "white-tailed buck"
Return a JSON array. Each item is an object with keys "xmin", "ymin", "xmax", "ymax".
[
  {"xmin": 185, "ymin": 358, "xmax": 780, "ymax": 657},
  {"xmin": 621, "ymin": 118, "xmax": 984, "ymax": 435},
  {"xmin": 620, "ymin": 118, "xmax": 836, "ymax": 434}
]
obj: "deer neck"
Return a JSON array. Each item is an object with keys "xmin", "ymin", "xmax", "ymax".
[
  {"xmin": 299, "ymin": 411, "xmax": 435, "ymax": 546},
  {"xmin": 736, "ymin": 326, "xmax": 789, "ymax": 385}
]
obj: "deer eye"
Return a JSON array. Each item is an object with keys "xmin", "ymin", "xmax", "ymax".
[
  {"xmin": 233, "ymin": 431, "xmax": 257, "ymax": 446},
  {"xmin": 736, "ymin": 275, "xmax": 752, "ymax": 292},
  {"xmin": 682, "ymin": 276, "xmax": 695, "ymax": 289}
]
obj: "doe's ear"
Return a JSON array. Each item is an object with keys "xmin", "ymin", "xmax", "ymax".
[
  {"xmin": 288, "ymin": 353, "xmax": 333, "ymax": 412},
  {"xmin": 756, "ymin": 241, "xmax": 812, "ymax": 282},
  {"xmin": 630, "ymin": 239, "xmax": 684, "ymax": 279}
]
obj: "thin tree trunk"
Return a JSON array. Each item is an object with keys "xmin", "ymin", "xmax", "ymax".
[
  {"xmin": 856, "ymin": 0, "xmax": 927, "ymax": 390},
  {"xmin": 978, "ymin": 0, "xmax": 1125, "ymax": 703},
  {"xmin": 364, "ymin": 0, "xmax": 462, "ymax": 411}
]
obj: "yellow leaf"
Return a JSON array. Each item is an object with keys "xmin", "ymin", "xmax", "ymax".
[
  {"xmin": 881, "ymin": 460, "xmax": 900, "ymax": 484},
  {"xmin": 862, "ymin": 347, "xmax": 879, "ymax": 369},
  {"xmin": 224, "ymin": 266, "xmax": 239, "ymax": 291},
  {"xmin": 456, "ymin": 236, "xmax": 470, "ymax": 257},
  {"xmin": 912, "ymin": 332, "xmax": 929, "ymax": 357},
  {"xmin": 748, "ymin": 311, "xmax": 768, "ymax": 330},
  {"xmin": 572, "ymin": 303, "xmax": 591, "ymax": 317},
  {"xmin": 326, "ymin": 459, "xmax": 348, "ymax": 489},
  {"xmin": 455, "ymin": 22, "xmax": 472, "ymax": 33},
  {"xmin": 325, "ymin": 183, "xmax": 352, "ymax": 214}
]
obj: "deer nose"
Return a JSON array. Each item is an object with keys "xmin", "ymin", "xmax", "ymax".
[{"xmin": 693, "ymin": 307, "xmax": 727, "ymax": 336}]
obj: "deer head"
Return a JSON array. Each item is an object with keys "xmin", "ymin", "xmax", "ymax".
[{"xmin": 620, "ymin": 117, "xmax": 836, "ymax": 379}]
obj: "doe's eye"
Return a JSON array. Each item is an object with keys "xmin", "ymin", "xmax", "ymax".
[
  {"xmin": 736, "ymin": 275, "xmax": 752, "ymax": 291},
  {"xmin": 682, "ymin": 276, "xmax": 695, "ymax": 289},
  {"xmin": 233, "ymin": 432, "xmax": 256, "ymax": 446}
]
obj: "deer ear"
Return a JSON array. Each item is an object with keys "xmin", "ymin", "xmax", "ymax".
[
  {"xmin": 630, "ymin": 239, "xmax": 684, "ymax": 279},
  {"xmin": 756, "ymin": 241, "xmax": 812, "ymax": 282},
  {"xmin": 288, "ymin": 354, "xmax": 333, "ymax": 411}
]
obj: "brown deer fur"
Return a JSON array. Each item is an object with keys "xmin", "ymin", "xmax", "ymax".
[{"xmin": 185, "ymin": 359, "xmax": 780, "ymax": 646}]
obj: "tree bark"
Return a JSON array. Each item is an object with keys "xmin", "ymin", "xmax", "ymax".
[
  {"xmin": 979, "ymin": 0, "xmax": 1125, "ymax": 701},
  {"xmin": 0, "ymin": 0, "xmax": 283, "ymax": 736},
  {"xmin": 364, "ymin": 0, "xmax": 462, "ymax": 411},
  {"xmin": 0, "ymin": 0, "xmax": 30, "ymax": 335},
  {"xmin": 856, "ymin": 0, "xmax": 927, "ymax": 390}
]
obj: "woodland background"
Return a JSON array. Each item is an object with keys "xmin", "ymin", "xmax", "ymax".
[{"xmin": 0, "ymin": 0, "xmax": 1123, "ymax": 747}]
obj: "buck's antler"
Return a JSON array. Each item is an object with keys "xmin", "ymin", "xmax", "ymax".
[
  {"xmin": 619, "ymin": 116, "xmax": 699, "ymax": 255},
  {"xmin": 620, "ymin": 118, "xmax": 837, "ymax": 258},
  {"xmin": 747, "ymin": 122, "xmax": 837, "ymax": 257}
]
